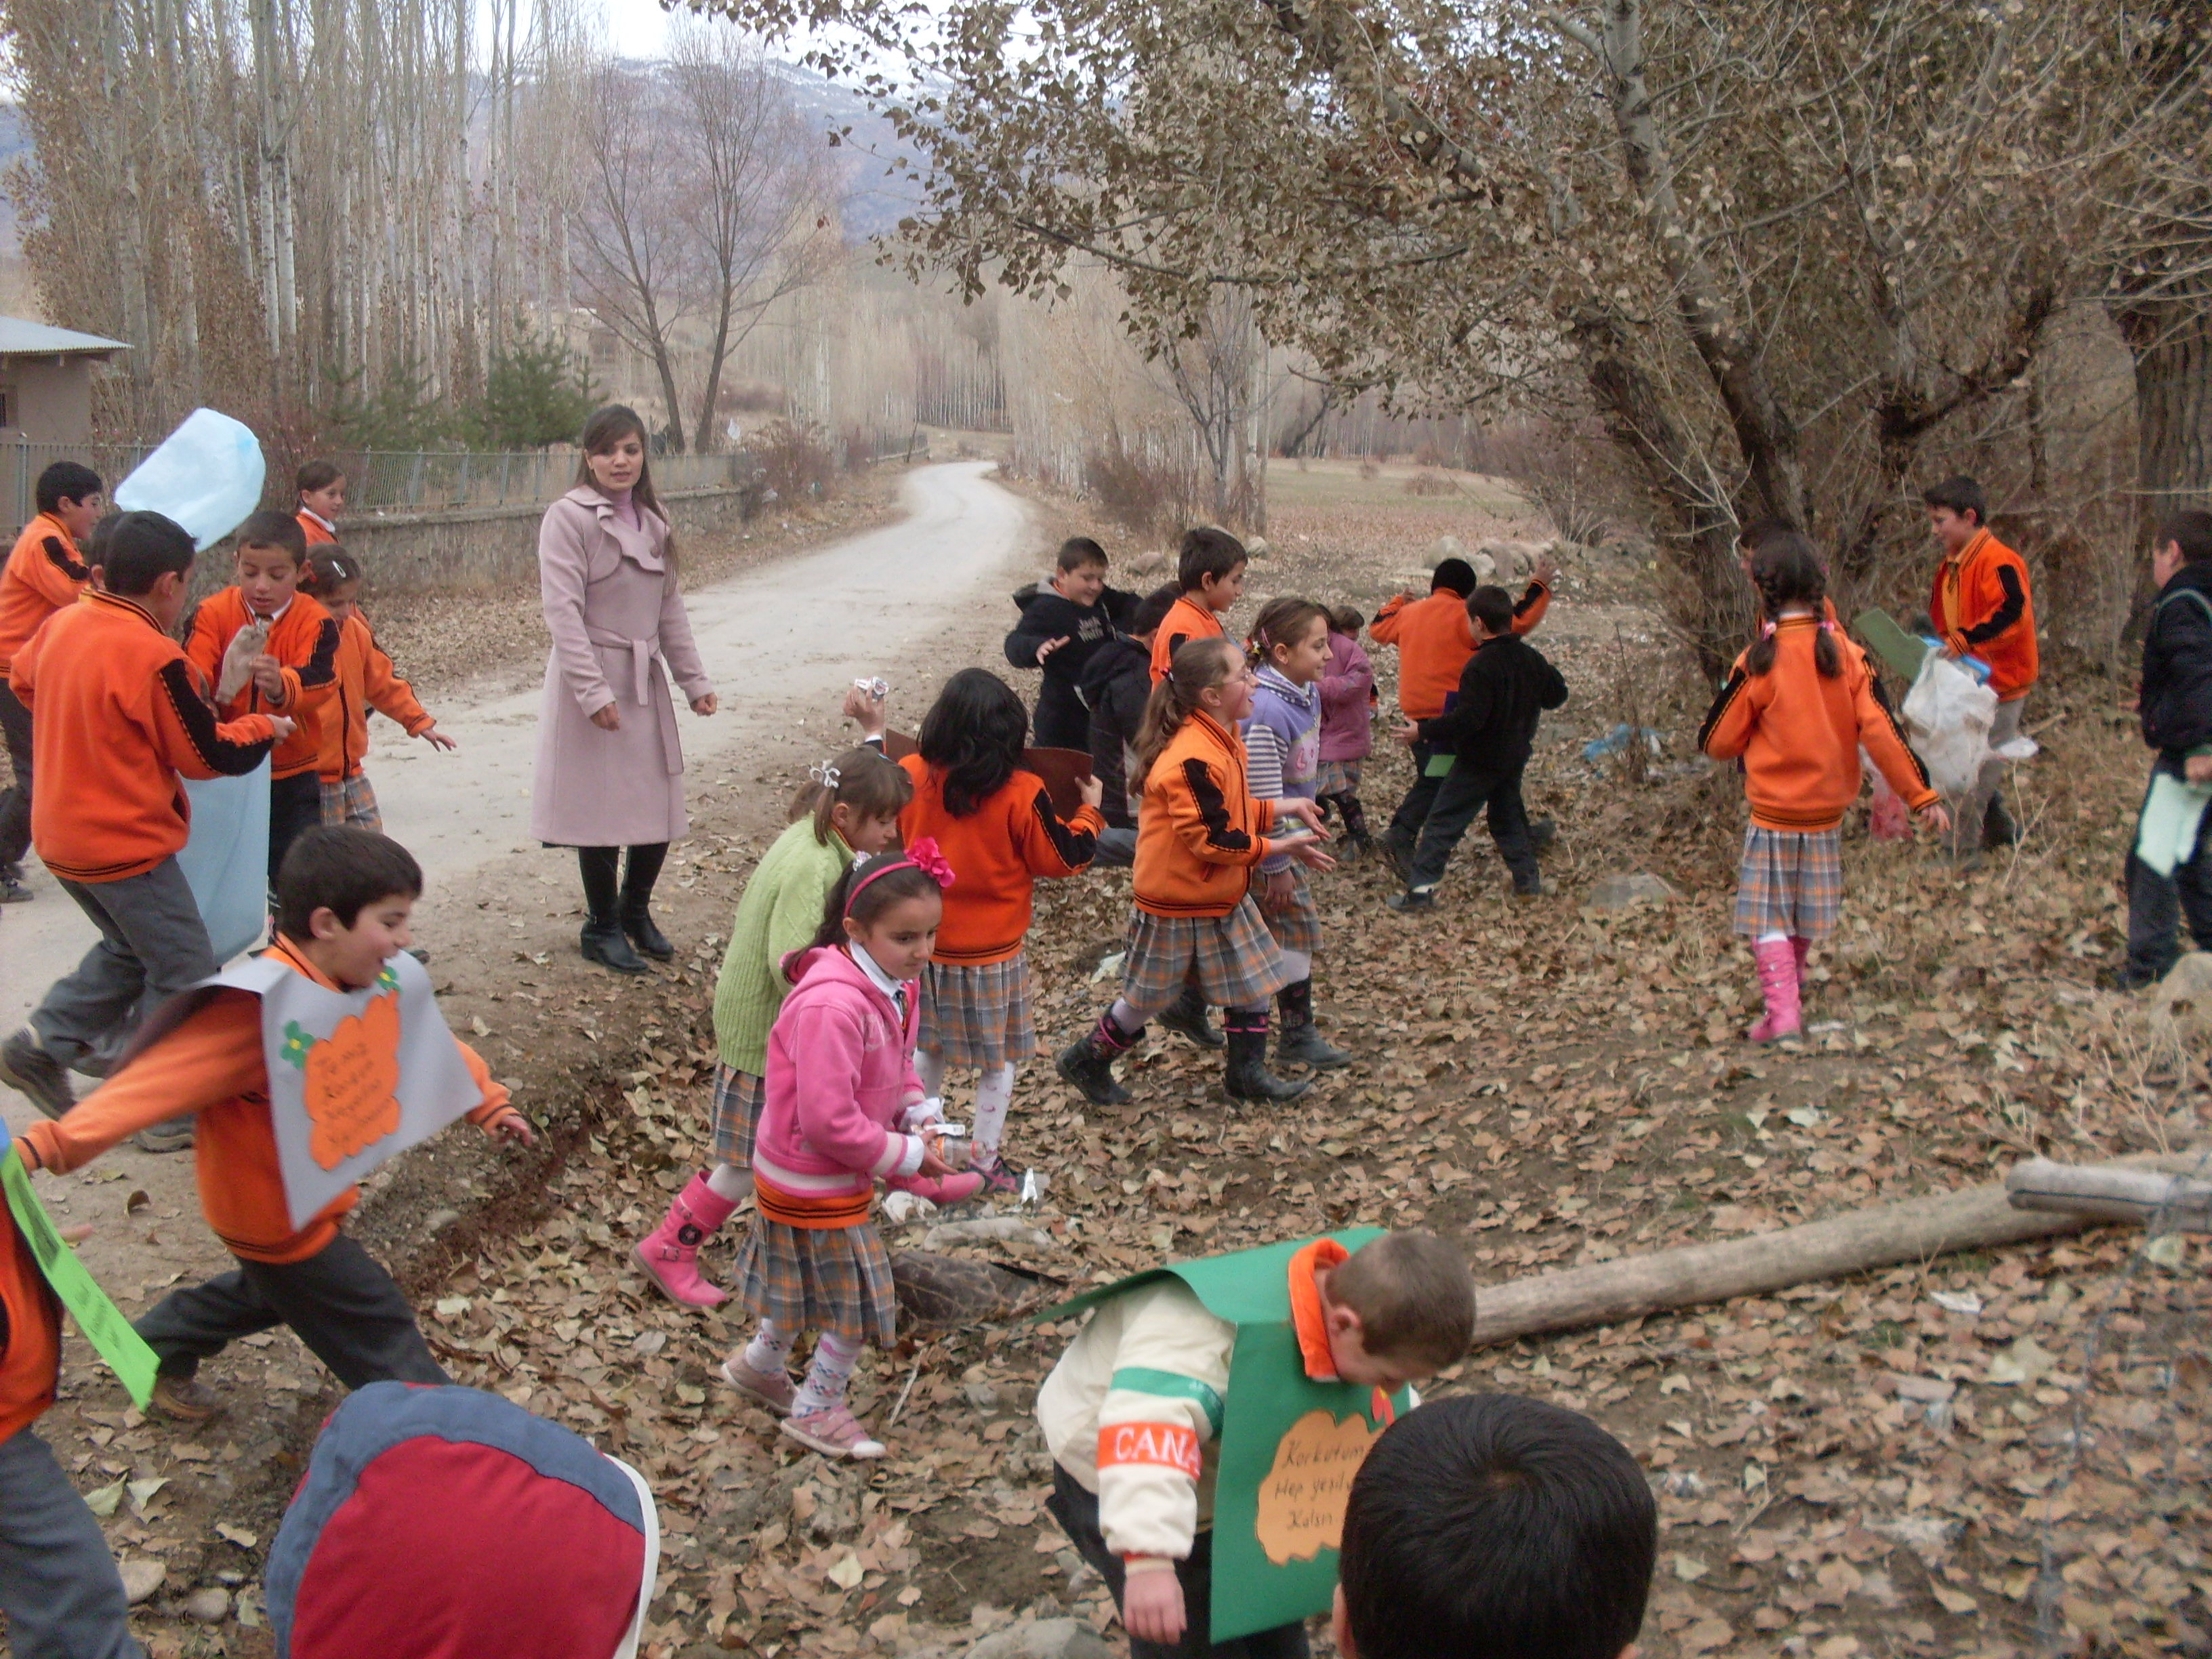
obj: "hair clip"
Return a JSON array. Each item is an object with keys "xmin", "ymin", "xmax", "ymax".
[
  {"xmin": 903, "ymin": 836, "xmax": 957, "ymax": 890},
  {"xmin": 845, "ymin": 837, "xmax": 958, "ymax": 913},
  {"xmin": 808, "ymin": 760, "xmax": 842, "ymax": 792},
  {"xmin": 853, "ymin": 676, "xmax": 889, "ymax": 701},
  {"xmin": 1759, "ymin": 620, "xmax": 1778, "ymax": 638}
]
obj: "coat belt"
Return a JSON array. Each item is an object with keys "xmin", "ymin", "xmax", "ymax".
[{"xmin": 583, "ymin": 625, "xmax": 683, "ymax": 775}]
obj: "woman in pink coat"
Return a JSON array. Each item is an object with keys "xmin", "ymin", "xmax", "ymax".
[{"xmin": 531, "ymin": 406, "xmax": 717, "ymax": 974}]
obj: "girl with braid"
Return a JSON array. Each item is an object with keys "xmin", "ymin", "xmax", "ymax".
[{"xmin": 1698, "ymin": 535, "xmax": 1948, "ymax": 1043}]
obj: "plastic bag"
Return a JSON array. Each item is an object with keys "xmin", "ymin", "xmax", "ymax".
[
  {"xmin": 1862, "ymin": 750, "xmax": 1912, "ymax": 840},
  {"xmin": 177, "ymin": 758, "xmax": 270, "ymax": 962},
  {"xmin": 1900, "ymin": 653, "xmax": 1999, "ymax": 798},
  {"xmin": 112, "ymin": 409, "xmax": 266, "ymax": 551}
]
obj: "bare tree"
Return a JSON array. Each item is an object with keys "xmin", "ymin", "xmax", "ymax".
[{"xmin": 1153, "ymin": 288, "xmax": 1267, "ymax": 527}]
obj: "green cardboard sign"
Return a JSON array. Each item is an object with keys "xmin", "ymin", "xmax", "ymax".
[
  {"xmin": 1851, "ymin": 609, "xmax": 1929, "ymax": 682},
  {"xmin": 0, "ymin": 1139, "xmax": 161, "ymax": 1408}
]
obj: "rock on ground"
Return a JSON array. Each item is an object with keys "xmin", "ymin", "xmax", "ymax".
[
  {"xmin": 2148, "ymin": 950, "xmax": 2212, "ymax": 1054},
  {"xmin": 119, "ymin": 1560, "xmax": 165, "ymax": 1605},
  {"xmin": 1585, "ymin": 872, "xmax": 1683, "ymax": 912},
  {"xmin": 963, "ymin": 1617, "xmax": 1117, "ymax": 1659}
]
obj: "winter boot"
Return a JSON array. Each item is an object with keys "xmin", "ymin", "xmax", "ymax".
[
  {"xmin": 633, "ymin": 1172, "xmax": 739, "ymax": 1307},
  {"xmin": 1275, "ymin": 980, "xmax": 1350, "ymax": 1069},
  {"xmin": 1155, "ymin": 983, "xmax": 1224, "ymax": 1049},
  {"xmin": 1746, "ymin": 938, "xmax": 1803, "ymax": 1044},
  {"xmin": 1790, "ymin": 936, "xmax": 1811, "ymax": 991},
  {"xmin": 581, "ymin": 915, "xmax": 649, "ymax": 975},
  {"xmin": 1057, "ymin": 1014, "xmax": 1135, "ymax": 1106},
  {"xmin": 579, "ymin": 846, "xmax": 648, "ymax": 974},
  {"xmin": 621, "ymin": 843, "xmax": 675, "ymax": 960},
  {"xmin": 1982, "ymin": 795, "xmax": 2020, "ymax": 849},
  {"xmin": 1223, "ymin": 1012, "xmax": 1313, "ymax": 1102},
  {"xmin": 1338, "ymin": 796, "xmax": 1375, "ymax": 859}
]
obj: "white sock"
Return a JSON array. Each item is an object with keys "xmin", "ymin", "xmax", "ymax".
[
  {"xmin": 972, "ymin": 1065, "xmax": 1016, "ymax": 1167},
  {"xmin": 743, "ymin": 1320, "xmax": 794, "ymax": 1376},
  {"xmin": 1277, "ymin": 947, "xmax": 1312, "ymax": 982},
  {"xmin": 705, "ymin": 1163, "xmax": 750, "ymax": 1202},
  {"xmin": 794, "ymin": 1330, "xmax": 864, "ymax": 1416},
  {"xmin": 916, "ymin": 1050, "xmax": 947, "ymax": 1099},
  {"xmin": 1755, "ymin": 931, "xmax": 1788, "ymax": 946}
]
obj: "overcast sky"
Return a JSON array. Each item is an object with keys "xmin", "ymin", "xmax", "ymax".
[{"xmin": 602, "ymin": 0, "xmax": 674, "ymax": 58}]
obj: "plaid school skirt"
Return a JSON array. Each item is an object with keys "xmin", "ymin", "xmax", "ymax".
[
  {"xmin": 1121, "ymin": 896, "xmax": 1292, "ymax": 1015},
  {"xmin": 919, "ymin": 954, "xmax": 1036, "ymax": 1069},
  {"xmin": 708, "ymin": 1063, "xmax": 766, "ymax": 1166},
  {"xmin": 319, "ymin": 771, "xmax": 382, "ymax": 831},
  {"xmin": 1315, "ymin": 760, "xmax": 1364, "ymax": 798},
  {"xmin": 1256, "ymin": 865, "xmax": 1322, "ymax": 956},
  {"xmin": 1732, "ymin": 825, "xmax": 1844, "ymax": 941},
  {"xmin": 732, "ymin": 1216, "xmax": 899, "ymax": 1345}
]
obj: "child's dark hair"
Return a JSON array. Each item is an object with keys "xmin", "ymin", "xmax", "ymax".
[
  {"xmin": 1326, "ymin": 1231, "xmax": 1477, "ymax": 1368},
  {"xmin": 1467, "ymin": 586, "xmax": 1515, "ymax": 636},
  {"xmin": 1176, "ymin": 527, "xmax": 1247, "ymax": 592},
  {"xmin": 1131, "ymin": 582, "xmax": 1180, "ymax": 636},
  {"xmin": 297, "ymin": 458, "xmax": 346, "ymax": 495},
  {"xmin": 1057, "ymin": 536, "xmax": 1107, "ymax": 573},
  {"xmin": 304, "ymin": 547, "xmax": 363, "ymax": 597},
  {"xmin": 575, "ymin": 405, "xmax": 676, "ymax": 570},
  {"xmin": 2159, "ymin": 510, "xmax": 2212, "ymax": 565},
  {"xmin": 1340, "ymin": 1394, "xmax": 1656, "ymax": 1659},
  {"xmin": 236, "ymin": 509, "xmax": 307, "ymax": 563},
  {"xmin": 806, "ymin": 852, "xmax": 943, "ymax": 954},
  {"xmin": 1921, "ymin": 474, "xmax": 1987, "ymax": 527},
  {"xmin": 100, "ymin": 510, "xmax": 195, "ymax": 596},
  {"xmin": 35, "ymin": 460, "xmax": 101, "ymax": 516},
  {"xmin": 1134, "ymin": 635, "xmax": 1242, "ymax": 787},
  {"xmin": 788, "ymin": 745, "xmax": 914, "ymax": 844},
  {"xmin": 918, "ymin": 667, "xmax": 1027, "ymax": 818},
  {"xmin": 276, "ymin": 827, "xmax": 424, "ymax": 942},
  {"xmin": 1248, "ymin": 597, "xmax": 1328, "ymax": 665},
  {"xmin": 1745, "ymin": 533, "xmax": 1841, "ymax": 678},
  {"xmin": 1735, "ymin": 515, "xmax": 1799, "ymax": 554},
  {"xmin": 1328, "ymin": 605, "xmax": 1365, "ymax": 636},
  {"xmin": 1430, "ymin": 556, "xmax": 1477, "ymax": 597}
]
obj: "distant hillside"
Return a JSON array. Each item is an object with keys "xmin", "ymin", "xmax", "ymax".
[{"xmin": 769, "ymin": 62, "xmax": 933, "ymax": 243}]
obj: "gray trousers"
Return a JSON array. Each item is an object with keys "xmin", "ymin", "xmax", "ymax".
[
  {"xmin": 1093, "ymin": 825, "xmax": 1139, "ymax": 868},
  {"xmin": 31, "ymin": 859, "xmax": 216, "ymax": 1076},
  {"xmin": 0, "ymin": 680, "xmax": 31, "ymax": 872},
  {"xmin": 1952, "ymin": 695, "xmax": 2025, "ymax": 858},
  {"xmin": 0, "ymin": 1427, "xmax": 144, "ymax": 1659},
  {"xmin": 134, "ymin": 1231, "xmax": 449, "ymax": 1391}
]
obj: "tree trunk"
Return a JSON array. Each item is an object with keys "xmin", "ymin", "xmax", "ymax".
[{"xmin": 2120, "ymin": 293, "xmax": 2212, "ymax": 545}]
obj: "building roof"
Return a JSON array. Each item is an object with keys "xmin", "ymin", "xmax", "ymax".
[{"xmin": 0, "ymin": 317, "xmax": 129, "ymax": 357}]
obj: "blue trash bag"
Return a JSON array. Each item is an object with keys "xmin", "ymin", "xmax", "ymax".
[
  {"xmin": 112, "ymin": 409, "xmax": 267, "ymax": 552},
  {"xmin": 178, "ymin": 758, "xmax": 271, "ymax": 962}
]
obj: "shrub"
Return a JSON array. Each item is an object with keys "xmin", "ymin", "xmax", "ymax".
[{"xmin": 752, "ymin": 419, "xmax": 837, "ymax": 502}]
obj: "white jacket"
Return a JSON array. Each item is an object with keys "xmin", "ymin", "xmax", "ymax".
[{"xmin": 1036, "ymin": 1279, "xmax": 1235, "ymax": 1561}]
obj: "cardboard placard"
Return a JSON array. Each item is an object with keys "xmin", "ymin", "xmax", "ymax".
[{"xmin": 884, "ymin": 734, "xmax": 1096, "ymax": 819}]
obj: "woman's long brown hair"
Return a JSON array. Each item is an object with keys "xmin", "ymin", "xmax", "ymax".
[{"xmin": 575, "ymin": 404, "xmax": 678, "ymax": 572}]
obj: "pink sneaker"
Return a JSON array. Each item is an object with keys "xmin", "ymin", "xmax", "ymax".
[
  {"xmin": 971, "ymin": 1159, "xmax": 1022, "ymax": 1199},
  {"xmin": 781, "ymin": 1403, "xmax": 887, "ymax": 1459},
  {"xmin": 719, "ymin": 1354, "xmax": 797, "ymax": 1416}
]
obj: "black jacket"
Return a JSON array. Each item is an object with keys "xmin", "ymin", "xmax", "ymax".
[
  {"xmin": 2142, "ymin": 560, "xmax": 2212, "ymax": 769},
  {"xmin": 1004, "ymin": 582, "xmax": 1141, "ymax": 747},
  {"xmin": 1080, "ymin": 634, "xmax": 1153, "ymax": 829},
  {"xmin": 1416, "ymin": 633, "xmax": 1568, "ymax": 773}
]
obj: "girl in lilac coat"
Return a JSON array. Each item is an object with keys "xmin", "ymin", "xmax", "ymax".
[
  {"xmin": 1316, "ymin": 607, "xmax": 1377, "ymax": 855},
  {"xmin": 720, "ymin": 842, "xmax": 981, "ymax": 1460}
]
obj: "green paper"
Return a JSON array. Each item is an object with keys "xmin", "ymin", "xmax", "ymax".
[
  {"xmin": 1422, "ymin": 752, "xmax": 1456, "ymax": 778},
  {"xmin": 1851, "ymin": 609, "xmax": 1929, "ymax": 682},
  {"xmin": 0, "ymin": 1149, "xmax": 161, "ymax": 1408}
]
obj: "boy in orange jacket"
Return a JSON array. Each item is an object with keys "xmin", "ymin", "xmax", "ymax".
[
  {"xmin": 1148, "ymin": 528, "xmax": 1248, "ymax": 684},
  {"xmin": 0, "ymin": 512, "xmax": 285, "ymax": 1140},
  {"xmin": 1924, "ymin": 475, "xmax": 2037, "ymax": 862},
  {"xmin": 304, "ymin": 548, "xmax": 455, "ymax": 831},
  {"xmin": 0, "ymin": 459, "xmax": 104, "ymax": 903},
  {"xmin": 12, "ymin": 827, "xmax": 534, "ymax": 1422},
  {"xmin": 185, "ymin": 510, "xmax": 342, "ymax": 885}
]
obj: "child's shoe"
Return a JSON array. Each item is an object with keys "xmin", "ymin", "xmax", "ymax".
[
  {"xmin": 0, "ymin": 1027, "xmax": 75, "ymax": 1120},
  {"xmin": 633, "ymin": 1171, "xmax": 739, "ymax": 1307},
  {"xmin": 884, "ymin": 1168, "xmax": 986, "ymax": 1206},
  {"xmin": 1790, "ymin": 937, "xmax": 1811, "ymax": 991},
  {"xmin": 1224, "ymin": 1017, "xmax": 1312, "ymax": 1102},
  {"xmin": 1057, "ymin": 1018, "xmax": 1134, "ymax": 1106},
  {"xmin": 719, "ymin": 1353, "xmax": 797, "ymax": 1416},
  {"xmin": 968, "ymin": 1158, "xmax": 1024, "ymax": 1200},
  {"xmin": 781, "ymin": 1404, "xmax": 887, "ymax": 1459},
  {"xmin": 1746, "ymin": 938, "xmax": 1802, "ymax": 1044},
  {"xmin": 1155, "ymin": 985, "xmax": 1223, "ymax": 1049},
  {"xmin": 1385, "ymin": 887, "xmax": 1437, "ymax": 914},
  {"xmin": 150, "ymin": 1374, "xmax": 224, "ymax": 1422},
  {"xmin": 1274, "ymin": 981, "xmax": 1349, "ymax": 1069}
]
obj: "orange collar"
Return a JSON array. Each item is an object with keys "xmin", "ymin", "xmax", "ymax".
[
  {"xmin": 83, "ymin": 589, "xmax": 161, "ymax": 630},
  {"xmin": 1288, "ymin": 1236, "xmax": 1350, "ymax": 1381},
  {"xmin": 268, "ymin": 934, "xmax": 344, "ymax": 993}
]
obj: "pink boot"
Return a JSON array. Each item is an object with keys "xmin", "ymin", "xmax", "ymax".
[
  {"xmin": 633, "ymin": 1172, "xmax": 739, "ymax": 1307},
  {"xmin": 883, "ymin": 1169, "xmax": 985, "ymax": 1206},
  {"xmin": 1745, "ymin": 939, "xmax": 1803, "ymax": 1044},
  {"xmin": 1791, "ymin": 937, "xmax": 1811, "ymax": 990}
]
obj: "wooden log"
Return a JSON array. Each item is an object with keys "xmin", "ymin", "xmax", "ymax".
[
  {"xmin": 1471, "ymin": 1149, "xmax": 2207, "ymax": 1350},
  {"xmin": 2005, "ymin": 1158, "xmax": 2212, "ymax": 1231}
]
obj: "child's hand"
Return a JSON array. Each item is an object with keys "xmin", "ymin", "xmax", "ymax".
[
  {"xmin": 1263, "ymin": 867, "xmax": 1296, "ymax": 908},
  {"xmin": 1916, "ymin": 801, "xmax": 1953, "ymax": 835},
  {"xmin": 1034, "ymin": 634, "xmax": 1072, "ymax": 663},
  {"xmin": 1276, "ymin": 798, "xmax": 1330, "ymax": 835},
  {"xmin": 419, "ymin": 724, "xmax": 458, "ymax": 752},
  {"xmin": 1122, "ymin": 1568, "xmax": 1186, "ymax": 1645},
  {"xmin": 266, "ymin": 715, "xmax": 298, "ymax": 741},
  {"xmin": 590, "ymin": 701, "xmax": 622, "ymax": 731},
  {"xmin": 916, "ymin": 1141, "xmax": 956, "ymax": 1179},
  {"xmin": 840, "ymin": 682, "xmax": 888, "ymax": 739},
  {"xmin": 1532, "ymin": 554, "xmax": 1559, "ymax": 588},
  {"xmin": 1289, "ymin": 840, "xmax": 1338, "ymax": 873},
  {"xmin": 491, "ymin": 1113, "xmax": 537, "ymax": 1148},
  {"xmin": 690, "ymin": 693, "xmax": 718, "ymax": 716},
  {"xmin": 1393, "ymin": 720, "xmax": 1420, "ymax": 749},
  {"xmin": 250, "ymin": 656, "xmax": 287, "ymax": 701},
  {"xmin": 1078, "ymin": 773, "xmax": 1104, "ymax": 811},
  {"xmin": 2188, "ymin": 755, "xmax": 2212, "ymax": 785}
]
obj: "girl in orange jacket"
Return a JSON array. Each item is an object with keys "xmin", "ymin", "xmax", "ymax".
[
  {"xmin": 1698, "ymin": 535, "xmax": 1948, "ymax": 1043},
  {"xmin": 1057, "ymin": 636, "xmax": 1332, "ymax": 1106},
  {"xmin": 304, "ymin": 548, "xmax": 456, "ymax": 832}
]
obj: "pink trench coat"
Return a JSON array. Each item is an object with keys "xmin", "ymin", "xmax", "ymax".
[{"xmin": 530, "ymin": 486, "xmax": 714, "ymax": 847}]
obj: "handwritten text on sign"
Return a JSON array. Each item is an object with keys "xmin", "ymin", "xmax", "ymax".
[{"xmin": 1253, "ymin": 1409, "xmax": 1379, "ymax": 1565}]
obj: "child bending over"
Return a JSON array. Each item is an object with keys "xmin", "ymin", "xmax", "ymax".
[
  {"xmin": 1699, "ymin": 535, "xmax": 1948, "ymax": 1042},
  {"xmin": 900, "ymin": 669, "xmax": 1104, "ymax": 1195}
]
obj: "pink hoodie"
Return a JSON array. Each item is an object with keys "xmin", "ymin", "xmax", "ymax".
[
  {"xmin": 753, "ymin": 945, "xmax": 926, "ymax": 1200},
  {"xmin": 1318, "ymin": 630, "xmax": 1376, "ymax": 763}
]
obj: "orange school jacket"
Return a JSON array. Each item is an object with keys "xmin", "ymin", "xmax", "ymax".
[
  {"xmin": 1148, "ymin": 596, "xmax": 1227, "ymax": 684},
  {"xmin": 0, "ymin": 1197, "xmax": 61, "ymax": 1447},
  {"xmin": 185, "ymin": 587, "xmax": 342, "ymax": 779},
  {"xmin": 321, "ymin": 613, "xmax": 434, "ymax": 782},
  {"xmin": 8, "ymin": 591, "xmax": 279, "ymax": 882},
  {"xmin": 0, "ymin": 512, "xmax": 90, "ymax": 676},
  {"xmin": 297, "ymin": 508, "xmax": 337, "ymax": 547},
  {"xmin": 1929, "ymin": 529, "xmax": 2037, "ymax": 701},
  {"xmin": 1370, "ymin": 580, "xmax": 1551, "ymax": 719},
  {"xmin": 897, "ymin": 754, "xmax": 1103, "ymax": 964},
  {"xmin": 1697, "ymin": 617, "xmax": 1936, "ymax": 832},
  {"xmin": 1132, "ymin": 709, "xmax": 1279, "ymax": 918},
  {"xmin": 18, "ymin": 937, "xmax": 520, "ymax": 1265}
]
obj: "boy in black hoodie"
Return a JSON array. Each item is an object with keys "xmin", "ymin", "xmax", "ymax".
[
  {"xmin": 1005, "ymin": 537, "xmax": 1141, "ymax": 748},
  {"xmin": 2119, "ymin": 510, "xmax": 2212, "ymax": 988},
  {"xmin": 1386, "ymin": 586, "xmax": 1568, "ymax": 910}
]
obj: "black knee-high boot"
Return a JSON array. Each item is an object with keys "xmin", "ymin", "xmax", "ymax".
[
  {"xmin": 620, "ymin": 842, "xmax": 673, "ymax": 959},
  {"xmin": 578, "ymin": 846, "xmax": 647, "ymax": 975}
]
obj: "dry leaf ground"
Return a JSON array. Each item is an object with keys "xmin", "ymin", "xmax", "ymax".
[{"xmin": 22, "ymin": 459, "xmax": 2206, "ymax": 1659}]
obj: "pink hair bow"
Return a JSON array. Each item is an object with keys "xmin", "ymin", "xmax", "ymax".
[{"xmin": 903, "ymin": 836, "xmax": 957, "ymax": 890}]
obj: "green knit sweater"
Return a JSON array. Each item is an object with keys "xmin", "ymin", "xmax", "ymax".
[{"xmin": 712, "ymin": 819, "xmax": 855, "ymax": 1074}]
